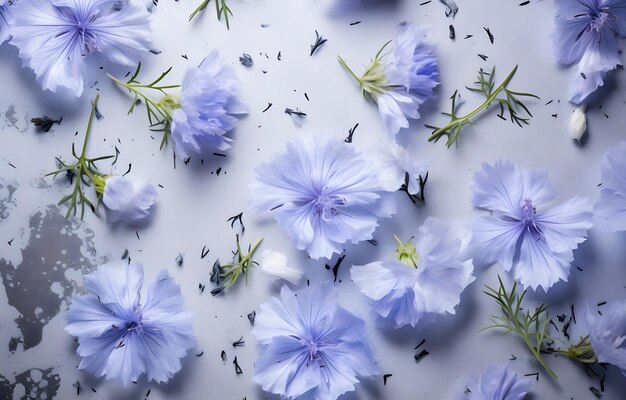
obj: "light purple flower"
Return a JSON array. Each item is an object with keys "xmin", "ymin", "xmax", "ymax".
[
  {"xmin": 340, "ymin": 22, "xmax": 439, "ymax": 137},
  {"xmin": 171, "ymin": 49, "xmax": 247, "ymax": 158},
  {"xmin": 253, "ymin": 285, "xmax": 378, "ymax": 400},
  {"xmin": 364, "ymin": 140, "xmax": 428, "ymax": 195},
  {"xmin": 249, "ymin": 134, "xmax": 394, "ymax": 260},
  {"xmin": 0, "ymin": 0, "xmax": 11, "ymax": 44},
  {"xmin": 469, "ymin": 160, "xmax": 593, "ymax": 291},
  {"xmin": 102, "ymin": 176, "xmax": 157, "ymax": 224},
  {"xmin": 595, "ymin": 141, "xmax": 626, "ymax": 231},
  {"xmin": 351, "ymin": 217, "xmax": 474, "ymax": 328},
  {"xmin": 586, "ymin": 301, "xmax": 626, "ymax": 375},
  {"xmin": 65, "ymin": 262, "xmax": 196, "ymax": 384},
  {"xmin": 463, "ymin": 366, "xmax": 531, "ymax": 400},
  {"xmin": 553, "ymin": 0, "xmax": 626, "ymax": 104},
  {"xmin": 9, "ymin": 0, "xmax": 152, "ymax": 97}
]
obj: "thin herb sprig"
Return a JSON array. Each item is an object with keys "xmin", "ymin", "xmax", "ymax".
[
  {"xmin": 46, "ymin": 95, "xmax": 113, "ymax": 219},
  {"xmin": 426, "ymin": 65, "xmax": 538, "ymax": 148},
  {"xmin": 221, "ymin": 235, "xmax": 263, "ymax": 288},
  {"xmin": 482, "ymin": 276, "xmax": 558, "ymax": 379},
  {"xmin": 108, "ymin": 63, "xmax": 180, "ymax": 149}
]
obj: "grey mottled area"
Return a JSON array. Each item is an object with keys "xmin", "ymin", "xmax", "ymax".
[
  {"xmin": 0, "ymin": 180, "xmax": 17, "ymax": 222},
  {"xmin": 0, "ymin": 368, "xmax": 61, "ymax": 400},
  {"xmin": 0, "ymin": 206, "xmax": 97, "ymax": 352}
]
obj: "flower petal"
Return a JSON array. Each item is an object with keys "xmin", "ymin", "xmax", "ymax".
[
  {"xmin": 470, "ymin": 215, "xmax": 523, "ymax": 270},
  {"xmin": 515, "ymin": 231, "xmax": 572, "ymax": 290},
  {"xmin": 471, "ymin": 160, "xmax": 524, "ymax": 217},
  {"xmin": 535, "ymin": 196, "xmax": 593, "ymax": 253}
]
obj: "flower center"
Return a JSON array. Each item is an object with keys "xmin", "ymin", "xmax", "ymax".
[
  {"xmin": 125, "ymin": 320, "xmax": 144, "ymax": 334},
  {"xmin": 521, "ymin": 199, "xmax": 538, "ymax": 230},
  {"xmin": 313, "ymin": 195, "xmax": 345, "ymax": 221},
  {"xmin": 300, "ymin": 335, "xmax": 322, "ymax": 361},
  {"xmin": 125, "ymin": 304, "xmax": 144, "ymax": 333},
  {"xmin": 394, "ymin": 234, "xmax": 420, "ymax": 269},
  {"xmin": 589, "ymin": 11, "xmax": 612, "ymax": 32}
]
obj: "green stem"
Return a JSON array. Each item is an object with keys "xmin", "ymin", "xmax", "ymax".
[
  {"xmin": 338, "ymin": 55, "xmax": 363, "ymax": 86},
  {"xmin": 80, "ymin": 94, "xmax": 100, "ymax": 159},
  {"xmin": 520, "ymin": 331, "xmax": 559, "ymax": 380},
  {"xmin": 107, "ymin": 73, "xmax": 174, "ymax": 123},
  {"xmin": 189, "ymin": 0, "xmax": 211, "ymax": 21},
  {"xmin": 427, "ymin": 65, "xmax": 519, "ymax": 143}
]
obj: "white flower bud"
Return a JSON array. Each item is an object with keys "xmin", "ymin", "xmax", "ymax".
[
  {"xmin": 260, "ymin": 249, "xmax": 303, "ymax": 285},
  {"xmin": 569, "ymin": 105, "xmax": 587, "ymax": 141}
]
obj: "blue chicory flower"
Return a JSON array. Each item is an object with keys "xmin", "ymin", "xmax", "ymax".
[
  {"xmin": 340, "ymin": 22, "xmax": 439, "ymax": 137},
  {"xmin": 0, "ymin": 0, "xmax": 11, "ymax": 44},
  {"xmin": 595, "ymin": 141, "xmax": 626, "ymax": 231},
  {"xmin": 102, "ymin": 176, "xmax": 157, "ymax": 224},
  {"xmin": 351, "ymin": 217, "xmax": 474, "ymax": 328},
  {"xmin": 65, "ymin": 262, "xmax": 196, "ymax": 384},
  {"xmin": 249, "ymin": 133, "xmax": 394, "ymax": 260},
  {"xmin": 462, "ymin": 366, "xmax": 531, "ymax": 400},
  {"xmin": 553, "ymin": 0, "xmax": 626, "ymax": 104},
  {"xmin": 364, "ymin": 139, "xmax": 428, "ymax": 195},
  {"xmin": 171, "ymin": 49, "xmax": 248, "ymax": 158},
  {"xmin": 469, "ymin": 160, "xmax": 593, "ymax": 291},
  {"xmin": 9, "ymin": 0, "xmax": 152, "ymax": 97},
  {"xmin": 586, "ymin": 301, "xmax": 626, "ymax": 376},
  {"xmin": 252, "ymin": 284, "xmax": 378, "ymax": 400}
]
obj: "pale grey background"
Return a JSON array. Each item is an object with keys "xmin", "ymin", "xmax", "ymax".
[{"xmin": 1, "ymin": 0, "xmax": 626, "ymax": 399}]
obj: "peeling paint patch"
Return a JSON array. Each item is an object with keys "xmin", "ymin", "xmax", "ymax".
[
  {"xmin": 4, "ymin": 104, "xmax": 18, "ymax": 127},
  {"xmin": 0, "ymin": 368, "xmax": 60, "ymax": 400},
  {"xmin": 0, "ymin": 181, "xmax": 17, "ymax": 222},
  {"xmin": 1, "ymin": 104, "xmax": 29, "ymax": 133},
  {"xmin": 0, "ymin": 206, "xmax": 97, "ymax": 352}
]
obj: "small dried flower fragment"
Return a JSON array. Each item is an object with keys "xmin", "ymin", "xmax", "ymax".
[
  {"xmin": 569, "ymin": 105, "xmax": 587, "ymax": 141},
  {"xmin": 31, "ymin": 116, "xmax": 63, "ymax": 133}
]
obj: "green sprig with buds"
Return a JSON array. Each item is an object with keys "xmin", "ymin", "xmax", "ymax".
[
  {"xmin": 108, "ymin": 63, "xmax": 180, "ymax": 149},
  {"xmin": 426, "ymin": 65, "xmax": 539, "ymax": 148},
  {"xmin": 189, "ymin": 0, "xmax": 233, "ymax": 29},
  {"xmin": 46, "ymin": 95, "xmax": 113, "ymax": 219}
]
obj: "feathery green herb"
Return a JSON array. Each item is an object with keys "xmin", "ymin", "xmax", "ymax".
[
  {"xmin": 426, "ymin": 65, "xmax": 538, "ymax": 148},
  {"xmin": 108, "ymin": 63, "xmax": 180, "ymax": 149},
  {"xmin": 482, "ymin": 276, "xmax": 557, "ymax": 379}
]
